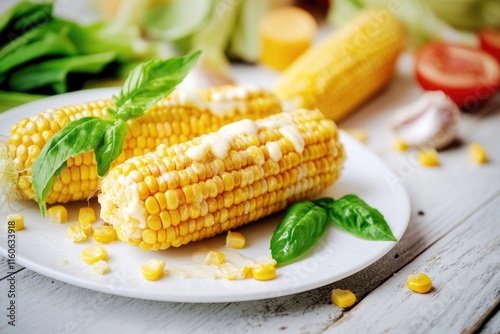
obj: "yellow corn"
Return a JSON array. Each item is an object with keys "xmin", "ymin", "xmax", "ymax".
[
  {"xmin": 205, "ymin": 251, "xmax": 225, "ymax": 265},
  {"xmin": 407, "ymin": 273, "xmax": 432, "ymax": 294},
  {"xmin": 251, "ymin": 263, "xmax": 277, "ymax": 281},
  {"xmin": 275, "ymin": 10, "xmax": 405, "ymax": 121},
  {"xmin": 81, "ymin": 244, "xmax": 108, "ymax": 265},
  {"xmin": 393, "ymin": 138, "xmax": 409, "ymax": 152},
  {"xmin": 140, "ymin": 259, "xmax": 166, "ymax": 281},
  {"xmin": 67, "ymin": 225, "xmax": 88, "ymax": 243},
  {"xmin": 7, "ymin": 213, "xmax": 24, "ymax": 231},
  {"xmin": 92, "ymin": 260, "xmax": 110, "ymax": 275},
  {"xmin": 99, "ymin": 109, "xmax": 345, "ymax": 250},
  {"xmin": 226, "ymin": 231, "xmax": 246, "ymax": 249},
  {"xmin": 418, "ymin": 148, "xmax": 440, "ymax": 167},
  {"xmin": 47, "ymin": 205, "xmax": 68, "ymax": 223},
  {"xmin": 468, "ymin": 143, "xmax": 487, "ymax": 164},
  {"xmin": 6, "ymin": 85, "xmax": 282, "ymax": 205},
  {"xmin": 79, "ymin": 207, "xmax": 96, "ymax": 225},
  {"xmin": 80, "ymin": 223, "xmax": 93, "ymax": 236},
  {"xmin": 331, "ymin": 289, "xmax": 357, "ymax": 308},
  {"xmin": 93, "ymin": 225, "xmax": 117, "ymax": 243}
]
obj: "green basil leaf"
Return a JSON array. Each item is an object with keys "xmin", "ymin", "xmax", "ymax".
[
  {"xmin": 270, "ymin": 201, "xmax": 328, "ymax": 265},
  {"xmin": 313, "ymin": 197, "xmax": 335, "ymax": 209},
  {"xmin": 32, "ymin": 117, "xmax": 107, "ymax": 216},
  {"xmin": 94, "ymin": 120, "xmax": 127, "ymax": 177},
  {"xmin": 112, "ymin": 50, "xmax": 201, "ymax": 121},
  {"xmin": 327, "ymin": 194, "xmax": 397, "ymax": 241}
]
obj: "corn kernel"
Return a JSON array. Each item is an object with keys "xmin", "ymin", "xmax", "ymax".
[
  {"xmin": 141, "ymin": 259, "xmax": 166, "ymax": 281},
  {"xmin": 67, "ymin": 225, "xmax": 88, "ymax": 243},
  {"xmin": 81, "ymin": 244, "xmax": 108, "ymax": 265},
  {"xmin": 226, "ymin": 231, "xmax": 246, "ymax": 249},
  {"xmin": 468, "ymin": 143, "xmax": 487, "ymax": 164},
  {"xmin": 93, "ymin": 226, "xmax": 117, "ymax": 243},
  {"xmin": 78, "ymin": 207, "xmax": 96, "ymax": 224},
  {"xmin": 205, "ymin": 251, "xmax": 225, "ymax": 265},
  {"xmin": 393, "ymin": 138, "xmax": 409, "ymax": 151},
  {"xmin": 7, "ymin": 214, "xmax": 24, "ymax": 231},
  {"xmin": 418, "ymin": 148, "xmax": 439, "ymax": 167},
  {"xmin": 47, "ymin": 205, "xmax": 68, "ymax": 223},
  {"xmin": 407, "ymin": 273, "xmax": 432, "ymax": 294},
  {"xmin": 80, "ymin": 223, "xmax": 93, "ymax": 236},
  {"xmin": 251, "ymin": 263, "xmax": 277, "ymax": 281},
  {"xmin": 92, "ymin": 260, "xmax": 110, "ymax": 275},
  {"xmin": 331, "ymin": 289, "xmax": 356, "ymax": 308}
]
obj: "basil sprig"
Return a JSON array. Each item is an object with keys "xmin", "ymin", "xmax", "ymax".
[
  {"xmin": 32, "ymin": 51, "xmax": 201, "ymax": 215},
  {"xmin": 270, "ymin": 194, "xmax": 397, "ymax": 265},
  {"xmin": 270, "ymin": 201, "xmax": 328, "ymax": 265}
]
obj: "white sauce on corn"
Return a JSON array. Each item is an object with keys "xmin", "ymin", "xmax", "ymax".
[
  {"xmin": 186, "ymin": 118, "xmax": 304, "ymax": 162},
  {"xmin": 266, "ymin": 142, "xmax": 282, "ymax": 161}
]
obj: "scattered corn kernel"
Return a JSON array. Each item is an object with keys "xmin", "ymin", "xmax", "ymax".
[
  {"xmin": 331, "ymin": 289, "xmax": 357, "ymax": 308},
  {"xmin": 468, "ymin": 143, "xmax": 487, "ymax": 164},
  {"xmin": 345, "ymin": 128, "xmax": 368, "ymax": 143},
  {"xmin": 78, "ymin": 207, "xmax": 96, "ymax": 225},
  {"xmin": 141, "ymin": 259, "xmax": 166, "ymax": 281},
  {"xmin": 47, "ymin": 205, "xmax": 68, "ymax": 223},
  {"xmin": 7, "ymin": 213, "xmax": 24, "ymax": 231},
  {"xmin": 80, "ymin": 223, "xmax": 93, "ymax": 236},
  {"xmin": 226, "ymin": 231, "xmax": 246, "ymax": 249},
  {"xmin": 205, "ymin": 251, "xmax": 225, "ymax": 265},
  {"xmin": 92, "ymin": 260, "xmax": 110, "ymax": 275},
  {"xmin": 67, "ymin": 225, "xmax": 88, "ymax": 243},
  {"xmin": 407, "ymin": 273, "xmax": 432, "ymax": 294},
  {"xmin": 81, "ymin": 244, "xmax": 108, "ymax": 265},
  {"xmin": 418, "ymin": 148, "xmax": 440, "ymax": 167},
  {"xmin": 93, "ymin": 225, "xmax": 117, "ymax": 243},
  {"xmin": 393, "ymin": 138, "xmax": 409, "ymax": 151},
  {"xmin": 251, "ymin": 263, "xmax": 277, "ymax": 281}
]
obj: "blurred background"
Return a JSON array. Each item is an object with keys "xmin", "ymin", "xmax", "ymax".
[{"xmin": 0, "ymin": 0, "xmax": 499, "ymax": 112}]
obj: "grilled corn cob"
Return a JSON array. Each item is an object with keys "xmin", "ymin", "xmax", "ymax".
[
  {"xmin": 274, "ymin": 10, "xmax": 405, "ymax": 121},
  {"xmin": 3, "ymin": 85, "xmax": 282, "ymax": 204},
  {"xmin": 99, "ymin": 109, "xmax": 345, "ymax": 250}
]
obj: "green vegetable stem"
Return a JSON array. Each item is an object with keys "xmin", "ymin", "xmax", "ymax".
[
  {"xmin": 32, "ymin": 51, "xmax": 201, "ymax": 216},
  {"xmin": 270, "ymin": 194, "xmax": 397, "ymax": 265}
]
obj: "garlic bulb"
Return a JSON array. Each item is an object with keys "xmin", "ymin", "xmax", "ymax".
[{"xmin": 392, "ymin": 91, "xmax": 461, "ymax": 149}]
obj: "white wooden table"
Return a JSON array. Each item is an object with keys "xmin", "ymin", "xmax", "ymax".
[
  {"xmin": 1, "ymin": 56, "xmax": 499, "ymax": 333},
  {"xmin": 1, "ymin": 0, "xmax": 499, "ymax": 332}
]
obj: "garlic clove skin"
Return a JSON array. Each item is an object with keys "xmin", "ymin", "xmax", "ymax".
[{"xmin": 391, "ymin": 91, "xmax": 461, "ymax": 150}]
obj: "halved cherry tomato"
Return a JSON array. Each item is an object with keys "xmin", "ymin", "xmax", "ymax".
[
  {"xmin": 479, "ymin": 29, "xmax": 500, "ymax": 64},
  {"xmin": 415, "ymin": 42, "xmax": 500, "ymax": 110}
]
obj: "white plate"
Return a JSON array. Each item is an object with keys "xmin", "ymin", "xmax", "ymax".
[{"xmin": 0, "ymin": 88, "xmax": 410, "ymax": 303}]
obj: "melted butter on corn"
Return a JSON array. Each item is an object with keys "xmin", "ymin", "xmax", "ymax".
[{"xmin": 169, "ymin": 247, "xmax": 276, "ymax": 281}]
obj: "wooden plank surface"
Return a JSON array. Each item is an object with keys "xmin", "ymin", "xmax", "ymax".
[{"xmin": 323, "ymin": 195, "xmax": 500, "ymax": 334}]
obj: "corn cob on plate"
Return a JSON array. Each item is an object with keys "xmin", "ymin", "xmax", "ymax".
[
  {"xmin": 1, "ymin": 85, "xmax": 282, "ymax": 206},
  {"xmin": 0, "ymin": 87, "xmax": 410, "ymax": 302}
]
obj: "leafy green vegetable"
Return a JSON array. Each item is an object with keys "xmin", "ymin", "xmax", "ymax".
[
  {"xmin": 111, "ymin": 51, "xmax": 201, "ymax": 120},
  {"xmin": 32, "ymin": 51, "xmax": 201, "ymax": 215},
  {"xmin": 270, "ymin": 201, "xmax": 328, "ymax": 265},
  {"xmin": 0, "ymin": 90, "xmax": 46, "ymax": 113},
  {"xmin": 328, "ymin": 0, "xmax": 477, "ymax": 48},
  {"xmin": 94, "ymin": 120, "xmax": 127, "ymax": 177},
  {"xmin": 9, "ymin": 51, "xmax": 116, "ymax": 93},
  {"xmin": 32, "ymin": 117, "xmax": 108, "ymax": 216},
  {"xmin": 325, "ymin": 194, "xmax": 397, "ymax": 242},
  {"xmin": 270, "ymin": 195, "xmax": 397, "ymax": 265}
]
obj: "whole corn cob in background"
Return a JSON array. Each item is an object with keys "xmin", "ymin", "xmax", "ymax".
[
  {"xmin": 3, "ymin": 85, "xmax": 282, "ymax": 205},
  {"xmin": 274, "ymin": 10, "xmax": 405, "ymax": 121},
  {"xmin": 99, "ymin": 109, "xmax": 345, "ymax": 251}
]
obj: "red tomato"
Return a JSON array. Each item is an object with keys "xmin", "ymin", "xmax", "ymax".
[
  {"xmin": 415, "ymin": 42, "xmax": 500, "ymax": 110},
  {"xmin": 479, "ymin": 29, "xmax": 500, "ymax": 63}
]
